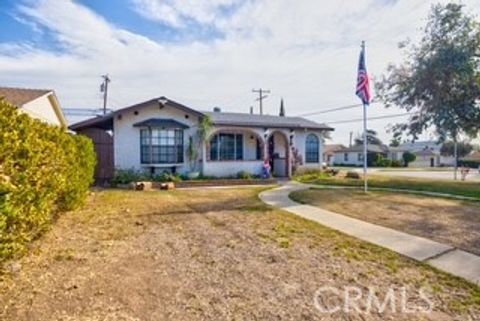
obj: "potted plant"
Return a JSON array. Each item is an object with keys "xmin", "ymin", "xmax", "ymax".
[{"xmin": 186, "ymin": 115, "xmax": 212, "ymax": 179}]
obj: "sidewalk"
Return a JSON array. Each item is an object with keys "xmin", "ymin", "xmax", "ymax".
[{"xmin": 259, "ymin": 182, "xmax": 480, "ymax": 285}]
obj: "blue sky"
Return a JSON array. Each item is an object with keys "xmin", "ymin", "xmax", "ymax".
[{"xmin": 0, "ymin": 0, "xmax": 479, "ymax": 144}]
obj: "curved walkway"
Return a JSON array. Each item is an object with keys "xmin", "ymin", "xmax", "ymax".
[{"xmin": 259, "ymin": 182, "xmax": 480, "ymax": 285}]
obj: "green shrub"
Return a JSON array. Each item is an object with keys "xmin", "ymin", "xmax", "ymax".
[
  {"xmin": 0, "ymin": 99, "xmax": 95, "ymax": 262},
  {"xmin": 237, "ymin": 170, "xmax": 253, "ymax": 179},
  {"xmin": 346, "ymin": 171, "xmax": 361, "ymax": 179},
  {"xmin": 391, "ymin": 160, "xmax": 403, "ymax": 167},
  {"xmin": 111, "ymin": 169, "xmax": 149, "ymax": 185},
  {"xmin": 112, "ymin": 169, "xmax": 183, "ymax": 184},
  {"xmin": 154, "ymin": 171, "xmax": 182, "ymax": 183},
  {"xmin": 459, "ymin": 160, "xmax": 480, "ymax": 168},
  {"xmin": 373, "ymin": 154, "xmax": 392, "ymax": 167}
]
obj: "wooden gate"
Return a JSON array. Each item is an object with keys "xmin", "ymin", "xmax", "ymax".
[{"xmin": 77, "ymin": 128, "xmax": 114, "ymax": 184}]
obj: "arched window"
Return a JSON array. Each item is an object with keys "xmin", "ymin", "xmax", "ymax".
[{"xmin": 305, "ymin": 134, "xmax": 319, "ymax": 163}]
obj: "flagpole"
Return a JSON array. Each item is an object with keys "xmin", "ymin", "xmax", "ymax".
[
  {"xmin": 363, "ymin": 101, "xmax": 368, "ymax": 193},
  {"xmin": 361, "ymin": 41, "xmax": 368, "ymax": 193}
]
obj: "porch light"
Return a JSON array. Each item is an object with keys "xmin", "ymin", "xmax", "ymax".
[{"xmin": 158, "ymin": 97, "xmax": 168, "ymax": 107}]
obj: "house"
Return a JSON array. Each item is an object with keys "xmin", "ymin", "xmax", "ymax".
[
  {"xmin": 70, "ymin": 96, "xmax": 333, "ymax": 181},
  {"xmin": 323, "ymin": 144, "xmax": 346, "ymax": 165},
  {"xmin": 410, "ymin": 149, "xmax": 440, "ymax": 167},
  {"xmin": 333, "ymin": 144, "xmax": 388, "ymax": 166},
  {"xmin": 399, "ymin": 140, "xmax": 454, "ymax": 167},
  {"xmin": 460, "ymin": 151, "xmax": 480, "ymax": 168},
  {"xmin": 0, "ymin": 87, "xmax": 67, "ymax": 128},
  {"xmin": 387, "ymin": 146, "xmax": 405, "ymax": 163}
]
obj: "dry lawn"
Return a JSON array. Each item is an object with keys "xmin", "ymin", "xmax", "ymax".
[
  {"xmin": 1, "ymin": 187, "xmax": 480, "ymax": 321},
  {"xmin": 291, "ymin": 188, "xmax": 480, "ymax": 256}
]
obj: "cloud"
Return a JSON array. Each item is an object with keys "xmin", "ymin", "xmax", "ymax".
[
  {"xmin": 1, "ymin": 0, "xmax": 479, "ymax": 144},
  {"xmin": 131, "ymin": 0, "xmax": 244, "ymax": 28}
]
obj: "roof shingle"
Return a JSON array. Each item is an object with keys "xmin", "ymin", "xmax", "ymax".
[
  {"xmin": 204, "ymin": 111, "xmax": 333, "ymax": 130},
  {"xmin": 0, "ymin": 87, "xmax": 51, "ymax": 107}
]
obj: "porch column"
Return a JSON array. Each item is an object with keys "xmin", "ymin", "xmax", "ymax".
[{"xmin": 263, "ymin": 129, "xmax": 269, "ymax": 161}]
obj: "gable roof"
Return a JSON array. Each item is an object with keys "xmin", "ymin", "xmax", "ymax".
[
  {"xmin": 70, "ymin": 96, "xmax": 333, "ymax": 132},
  {"xmin": 70, "ymin": 97, "xmax": 201, "ymax": 131},
  {"xmin": 415, "ymin": 149, "xmax": 438, "ymax": 157},
  {"xmin": 204, "ymin": 111, "xmax": 333, "ymax": 131},
  {"xmin": 0, "ymin": 86, "xmax": 67, "ymax": 128},
  {"xmin": 324, "ymin": 144, "xmax": 346, "ymax": 153},
  {"xmin": 337, "ymin": 144, "xmax": 388, "ymax": 153},
  {"xmin": 0, "ymin": 87, "xmax": 51, "ymax": 106},
  {"xmin": 399, "ymin": 141, "xmax": 441, "ymax": 153},
  {"xmin": 461, "ymin": 151, "xmax": 480, "ymax": 162}
]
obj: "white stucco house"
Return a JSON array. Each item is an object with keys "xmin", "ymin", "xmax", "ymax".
[
  {"xmin": 399, "ymin": 141, "xmax": 455, "ymax": 167},
  {"xmin": 332, "ymin": 144, "xmax": 406, "ymax": 166},
  {"xmin": 0, "ymin": 87, "xmax": 67, "ymax": 128},
  {"xmin": 70, "ymin": 96, "xmax": 333, "ymax": 180}
]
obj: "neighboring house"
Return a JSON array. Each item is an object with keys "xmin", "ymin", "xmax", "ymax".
[
  {"xmin": 399, "ymin": 141, "xmax": 441, "ymax": 153},
  {"xmin": 387, "ymin": 146, "xmax": 405, "ymax": 162},
  {"xmin": 323, "ymin": 144, "xmax": 346, "ymax": 165},
  {"xmin": 399, "ymin": 140, "xmax": 454, "ymax": 166},
  {"xmin": 70, "ymin": 96, "xmax": 333, "ymax": 180},
  {"xmin": 410, "ymin": 149, "xmax": 440, "ymax": 167},
  {"xmin": 333, "ymin": 144, "xmax": 388, "ymax": 166},
  {"xmin": 460, "ymin": 151, "xmax": 480, "ymax": 167},
  {"xmin": 0, "ymin": 86, "xmax": 67, "ymax": 128}
]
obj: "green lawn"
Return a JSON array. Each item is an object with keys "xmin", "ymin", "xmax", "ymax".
[{"xmin": 296, "ymin": 173, "xmax": 480, "ymax": 199}]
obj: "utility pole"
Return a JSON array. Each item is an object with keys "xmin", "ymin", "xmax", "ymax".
[
  {"xmin": 252, "ymin": 88, "xmax": 270, "ymax": 115},
  {"xmin": 100, "ymin": 74, "xmax": 111, "ymax": 115}
]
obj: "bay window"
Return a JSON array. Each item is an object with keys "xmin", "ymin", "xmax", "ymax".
[{"xmin": 140, "ymin": 128, "xmax": 184, "ymax": 164}]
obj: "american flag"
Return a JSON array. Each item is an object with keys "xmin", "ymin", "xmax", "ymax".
[{"xmin": 356, "ymin": 43, "xmax": 372, "ymax": 105}]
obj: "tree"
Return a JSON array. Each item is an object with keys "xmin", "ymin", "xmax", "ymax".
[
  {"xmin": 402, "ymin": 151, "xmax": 416, "ymax": 167},
  {"xmin": 279, "ymin": 98, "xmax": 285, "ymax": 117},
  {"xmin": 354, "ymin": 129, "xmax": 383, "ymax": 146},
  {"xmin": 376, "ymin": 3, "xmax": 480, "ymax": 142},
  {"xmin": 441, "ymin": 141, "xmax": 473, "ymax": 157},
  {"xmin": 186, "ymin": 115, "xmax": 212, "ymax": 173},
  {"xmin": 389, "ymin": 137, "xmax": 401, "ymax": 147}
]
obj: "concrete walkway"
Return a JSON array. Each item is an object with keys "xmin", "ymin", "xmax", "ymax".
[{"xmin": 259, "ymin": 182, "xmax": 480, "ymax": 285}]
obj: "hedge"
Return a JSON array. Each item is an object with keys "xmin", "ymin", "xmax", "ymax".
[{"xmin": 0, "ymin": 99, "xmax": 96, "ymax": 262}]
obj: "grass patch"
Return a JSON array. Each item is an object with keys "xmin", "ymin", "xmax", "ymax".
[
  {"xmin": 290, "ymin": 188, "xmax": 480, "ymax": 256},
  {"xmin": 296, "ymin": 173, "xmax": 480, "ymax": 199},
  {"xmin": 2, "ymin": 186, "xmax": 480, "ymax": 319}
]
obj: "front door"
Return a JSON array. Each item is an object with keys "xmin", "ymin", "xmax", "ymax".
[
  {"xmin": 268, "ymin": 135, "xmax": 275, "ymax": 172},
  {"xmin": 268, "ymin": 133, "xmax": 288, "ymax": 177}
]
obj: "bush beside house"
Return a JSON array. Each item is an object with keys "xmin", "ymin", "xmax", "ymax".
[{"xmin": 0, "ymin": 99, "xmax": 96, "ymax": 262}]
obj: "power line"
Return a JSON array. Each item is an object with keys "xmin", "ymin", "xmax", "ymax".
[
  {"xmin": 252, "ymin": 88, "xmax": 270, "ymax": 115},
  {"xmin": 325, "ymin": 112, "xmax": 412, "ymax": 125},
  {"xmin": 297, "ymin": 101, "xmax": 381, "ymax": 117}
]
